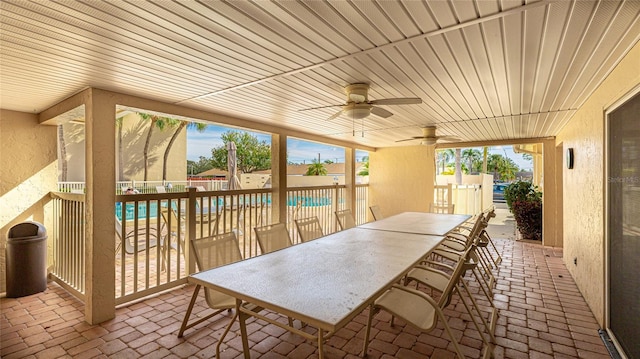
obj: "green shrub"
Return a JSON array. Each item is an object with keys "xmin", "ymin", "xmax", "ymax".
[
  {"xmin": 504, "ymin": 180, "xmax": 543, "ymax": 240},
  {"xmin": 504, "ymin": 181, "xmax": 542, "ymax": 212},
  {"xmin": 512, "ymin": 200, "xmax": 542, "ymax": 240}
]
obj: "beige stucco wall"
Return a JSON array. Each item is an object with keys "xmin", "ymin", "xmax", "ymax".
[
  {"xmin": 0, "ymin": 110, "xmax": 58, "ymax": 293},
  {"xmin": 62, "ymin": 112, "xmax": 187, "ymax": 182},
  {"xmin": 556, "ymin": 41, "xmax": 640, "ymax": 325},
  {"xmin": 369, "ymin": 145, "xmax": 435, "ymax": 216},
  {"xmin": 116, "ymin": 113, "xmax": 187, "ymax": 181}
]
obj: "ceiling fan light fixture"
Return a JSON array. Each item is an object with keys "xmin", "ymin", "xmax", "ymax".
[
  {"xmin": 420, "ymin": 138, "xmax": 437, "ymax": 146},
  {"xmin": 344, "ymin": 106, "xmax": 370, "ymax": 119}
]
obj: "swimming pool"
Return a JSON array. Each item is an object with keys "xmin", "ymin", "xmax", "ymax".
[{"xmin": 116, "ymin": 195, "xmax": 333, "ymax": 221}]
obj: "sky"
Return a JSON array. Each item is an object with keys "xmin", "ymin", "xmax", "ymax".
[
  {"xmin": 187, "ymin": 125, "xmax": 532, "ymax": 170},
  {"xmin": 186, "ymin": 124, "xmax": 369, "ymax": 164}
]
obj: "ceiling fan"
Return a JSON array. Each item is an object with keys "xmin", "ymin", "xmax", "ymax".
[
  {"xmin": 299, "ymin": 83, "xmax": 422, "ymax": 121},
  {"xmin": 396, "ymin": 126, "xmax": 460, "ymax": 146}
]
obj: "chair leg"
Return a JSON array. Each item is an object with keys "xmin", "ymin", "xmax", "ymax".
[
  {"xmin": 436, "ymin": 309, "xmax": 466, "ymax": 359},
  {"xmin": 216, "ymin": 310, "xmax": 239, "ymax": 358},
  {"xmin": 458, "ymin": 280, "xmax": 496, "ymax": 344},
  {"xmin": 178, "ymin": 285, "xmax": 201, "ymax": 338}
]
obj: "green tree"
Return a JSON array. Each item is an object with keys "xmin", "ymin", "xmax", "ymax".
[
  {"xmin": 436, "ymin": 149, "xmax": 455, "ymax": 174},
  {"xmin": 454, "ymin": 148, "xmax": 462, "ymax": 184},
  {"xmin": 187, "ymin": 156, "xmax": 213, "ymax": 176},
  {"xmin": 210, "ymin": 131, "xmax": 271, "ymax": 173},
  {"xmin": 305, "ymin": 159, "xmax": 327, "ymax": 176},
  {"xmin": 461, "ymin": 148, "xmax": 482, "ymax": 174},
  {"xmin": 358, "ymin": 158, "xmax": 369, "ymax": 176},
  {"xmin": 487, "ymin": 154, "xmax": 519, "ymax": 182}
]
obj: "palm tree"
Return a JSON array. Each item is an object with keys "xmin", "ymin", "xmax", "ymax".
[
  {"xmin": 161, "ymin": 120, "xmax": 207, "ymax": 181},
  {"xmin": 454, "ymin": 148, "xmax": 462, "ymax": 184},
  {"xmin": 358, "ymin": 157, "xmax": 369, "ymax": 176},
  {"xmin": 436, "ymin": 149, "xmax": 455, "ymax": 174},
  {"xmin": 487, "ymin": 154, "xmax": 520, "ymax": 182},
  {"xmin": 461, "ymin": 148, "xmax": 482, "ymax": 174},
  {"xmin": 305, "ymin": 160, "xmax": 327, "ymax": 176}
]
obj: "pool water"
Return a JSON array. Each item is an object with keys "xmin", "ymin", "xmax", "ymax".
[
  {"xmin": 116, "ymin": 202, "xmax": 161, "ymax": 221},
  {"xmin": 116, "ymin": 195, "xmax": 333, "ymax": 221}
]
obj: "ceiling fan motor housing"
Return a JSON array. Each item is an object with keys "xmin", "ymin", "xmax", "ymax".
[{"xmin": 345, "ymin": 83, "xmax": 369, "ymax": 103}]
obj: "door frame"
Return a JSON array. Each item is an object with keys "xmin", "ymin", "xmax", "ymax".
[{"xmin": 603, "ymin": 83, "xmax": 640, "ymax": 359}]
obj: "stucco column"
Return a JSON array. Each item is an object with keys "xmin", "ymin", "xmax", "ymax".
[
  {"xmin": 84, "ymin": 89, "xmax": 116, "ymax": 324},
  {"xmin": 345, "ymin": 148, "xmax": 356, "ymax": 214},
  {"xmin": 271, "ymin": 134, "xmax": 287, "ymax": 223},
  {"xmin": 542, "ymin": 139, "xmax": 558, "ymax": 248}
]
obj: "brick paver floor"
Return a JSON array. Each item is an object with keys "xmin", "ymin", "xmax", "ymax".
[{"xmin": 1, "ymin": 236, "xmax": 611, "ymax": 358}]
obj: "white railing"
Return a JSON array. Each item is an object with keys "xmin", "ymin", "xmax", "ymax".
[
  {"xmin": 49, "ymin": 192, "xmax": 86, "ymax": 299},
  {"xmin": 49, "ymin": 183, "xmax": 368, "ymax": 305},
  {"xmin": 58, "ymin": 180, "xmax": 227, "ymax": 194},
  {"xmin": 434, "ymin": 183, "xmax": 483, "ymax": 215}
]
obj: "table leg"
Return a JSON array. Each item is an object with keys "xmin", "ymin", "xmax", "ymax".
[{"xmin": 237, "ymin": 299, "xmax": 251, "ymax": 359}]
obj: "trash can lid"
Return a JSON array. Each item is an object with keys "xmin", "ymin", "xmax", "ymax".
[{"xmin": 8, "ymin": 221, "xmax": 46, "ymax": 239}]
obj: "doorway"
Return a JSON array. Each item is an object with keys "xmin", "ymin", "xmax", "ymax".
[{"xmin": 607, "ymin": 89, "xmax": 640, "ymax": 358}]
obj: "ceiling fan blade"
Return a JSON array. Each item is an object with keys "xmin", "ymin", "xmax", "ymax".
[
  {"xmin": 326, "ymin": 110, "xmax": 343, "ymax": 121},
  {"xmin": 370, "ymin": 98, "xmax": 422, "ymax": 105},
  {"xmin": 370, "ymin": 106, "xmax": 393, "ymax": 118},
  {"xmin": 395, "ymin": 137, "xmax": 422, "ymax": 143},
  {"xmin": 298, "ymin": 104, "xmax": 344, "ymax": 111}
]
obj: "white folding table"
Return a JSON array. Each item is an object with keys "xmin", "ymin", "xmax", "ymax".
[
  {"xmin": 188, "ymin": 227, "xmax": 444, "ymax": 358},
  {"xmin": 359, "ymin": 211, "xmax": 471, "ymax": 236}
]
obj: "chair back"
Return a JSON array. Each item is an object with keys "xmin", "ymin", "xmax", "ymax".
[
  {"xmin": 161, "ymin": 207, "xmax": 186, "ymax": 252},
  {"xmin": 335, "ymin": 209, "xmax": 356, "ymax": 230},
  {"xmin": 437, "ymin": 245, "xmax": 475, "ymax": 309},
  {"xmin": 191, "ymin": 232, "xmax": 243, "ymax": 308},
  {"xmin": 369, "ymin": 205, "xmax": 383, "ymax": 220},
  {"xmin": 294, "ymin": 216, "xmax": 324, "ymax": 242},
  {"xmin": 156, "ymin": 185, "xmax": 167, "ymax": 193},
  {"xmin": 254, "ymin": 223, "xmax": 292, "ymax": 254},
  {"xmin": 430, "ymin": 203, "xmax": 455, "ymax": 214}
]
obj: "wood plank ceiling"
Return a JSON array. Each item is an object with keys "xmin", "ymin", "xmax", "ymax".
[{"xmin": 1, "ymin": 0, "xmax": 639, "ymax": 148}]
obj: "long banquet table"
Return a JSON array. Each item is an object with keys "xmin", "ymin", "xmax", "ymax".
[
  {"xmin": 187, "ymin": 212, "xmax": 470, "ymax": 358},
  {"xmin": 358, "ymin": 211, "xmax": 471, "ymax": 236}
]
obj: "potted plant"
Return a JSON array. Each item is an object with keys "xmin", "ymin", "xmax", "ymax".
[{"xmin": 504, "ymin": 180, "xmax": 542, "ymax": 240}]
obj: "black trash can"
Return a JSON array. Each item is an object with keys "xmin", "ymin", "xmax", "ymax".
[{"xmin": 6, "ymin": 221, "xmax": 47, "ymax": 298}]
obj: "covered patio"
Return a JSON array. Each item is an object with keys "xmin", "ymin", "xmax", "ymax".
[
  {"xmin": 2, "ymin": 1, "xmax": 640, "ymax": 358},
  {"xmin": 1, "ymin": 226, "xmax": 611, "ymax": 358}
]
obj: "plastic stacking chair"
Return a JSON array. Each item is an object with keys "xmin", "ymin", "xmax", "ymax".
[
  {"xmin": 115, "ymin": 216, "xmax": 160, "ymax": 255},
  {"xmin": 429, "ymin": 202, "xmax": 455, "ymax": 214},
  {"xmin": 369, "ymin": 205, "xmax": 384, "ymax": 220},
  {"xmin": 362, "ymin": 247, "xmax": 474, "ymax": 359},
  {"xmin": 335, "ymin": 209, "xmax": 356, "ymax": 230},
  {"xmin": 405, "ymin": 245, "xmax": 497, "ymax": 351},
  {"xmin": 160, "ymin": 208, "xmax": 186, "ymax": 254},
  {"xmin": 254, "ymin": 223, "xmax": 293, "ymax": 254},
  {"xmin": 294, "ymin": 216, "xmax": 324, "ymax": 242},
  {"xmin": 178, "ymin": 232, "xmax": 242, "ymax": 337}
]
